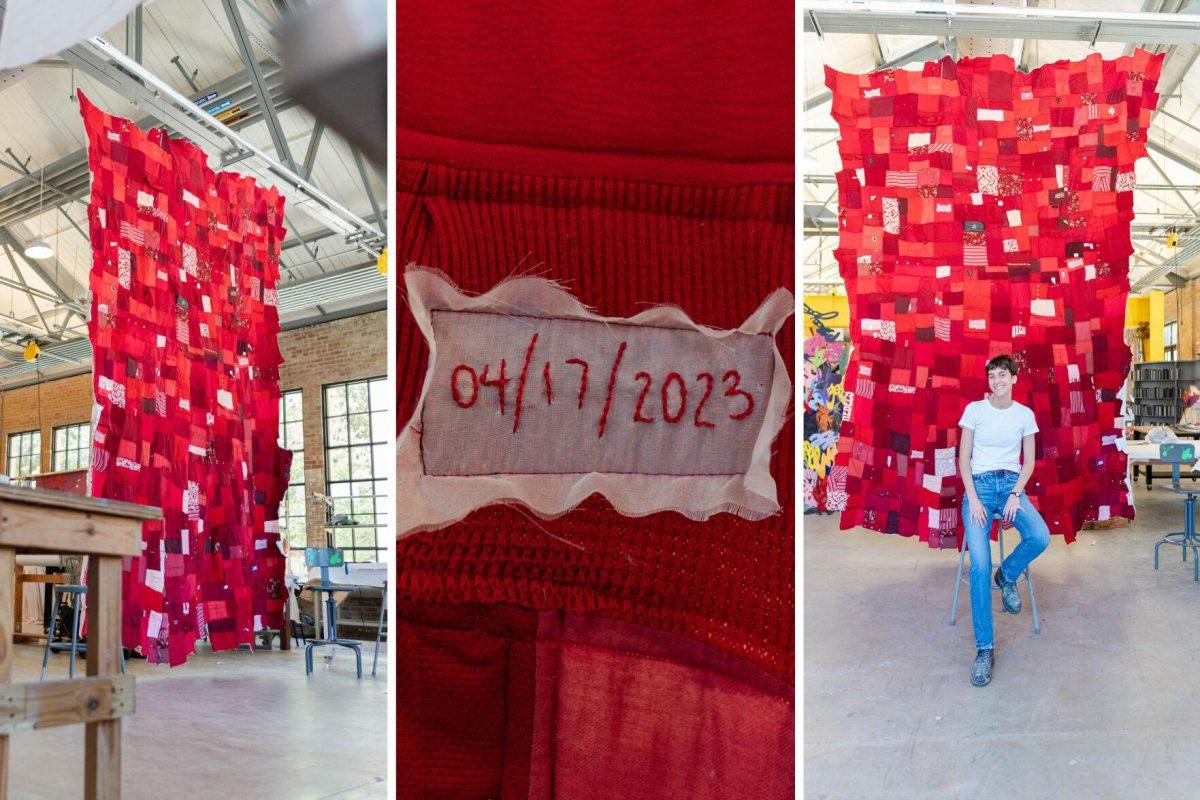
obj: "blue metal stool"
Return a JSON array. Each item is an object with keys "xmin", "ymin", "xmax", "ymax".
[
  {"xmin": 949, "ymin": 517, "xmax": 1041, "ymax": 635},
  {"xmin": 40, "ymin": 584, "xmax": 127, "ymax": 680},
  {"xmin": 372, "ymin": 581, "xmax": 387, "ymax": 677},
  {"xmin": 304, "ymin": 548, "xmax": 362, "ymax": 678},
  {"xmin": 1153, "ymin": 442, "xmax": 1200, "ymax": 581}
]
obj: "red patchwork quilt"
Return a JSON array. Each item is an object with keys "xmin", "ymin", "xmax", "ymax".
[
  {"xmin": 826, "ymin": 51, "xmax": 1163, "ymax": 547},
  {"xmin": 81, "ymin": 92, "xmax": 291, "ymax": 664}
]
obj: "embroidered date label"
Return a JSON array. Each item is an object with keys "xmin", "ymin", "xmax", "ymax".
[
  {"xmin": 399, "ymin": 267, "xmax": 793, "ymax": 533},
  {"xmin": 423, "ymin": 310, "xmax": 773, "ymax": 476}
]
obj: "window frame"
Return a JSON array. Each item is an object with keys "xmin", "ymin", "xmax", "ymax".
[
  {"xmin": 321, "ymin": 376, "xmax": 388, "ymax": 563},
  {"xmin": 277, "ymin": 389, "xmax": 307, "ymax": 554},
  {"xmin": 51, "ymin": 422, "xmax": 91, "ymax": 472},
  {"xmin": 6, "ymin": 429, "xmax": 40, "ymax": 478}
]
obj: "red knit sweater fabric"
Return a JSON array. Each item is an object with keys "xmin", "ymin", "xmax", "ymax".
[{"xmin": 396, "ymin": 7, "xmax": 793, "ymax": 792}]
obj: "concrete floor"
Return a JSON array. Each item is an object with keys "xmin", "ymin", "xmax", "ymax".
[
  {"xmin": 8, "ymin": 640, "xmax": 387, "ymax": 799},
  {"xmin": 805, "ymin": 480, "xmax": 1200, "ymax": 800}
]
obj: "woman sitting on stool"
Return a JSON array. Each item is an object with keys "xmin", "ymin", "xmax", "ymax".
[{"xmin": 958, "ymin": 354, "xmax": 1050, "ymax": 687}]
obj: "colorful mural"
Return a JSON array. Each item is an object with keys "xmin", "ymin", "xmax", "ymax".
[{"xmin": 804, "ymin": 304, "xmax": 849, "ymax": 513}]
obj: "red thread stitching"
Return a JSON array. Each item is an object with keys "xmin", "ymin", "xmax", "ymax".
[
  {"xmin": 598, "ymin": 341, "xmax": 627, "ymax": 438},
  {"xmin": 694, "ymin": 372, "xmax": 715, "ymax": 428},
  {"xmin": 450, "ymin": 364, "xmax": 479, "ymax": 408},
  {"xmin": 542, "ymin": 361, "xmax": 553, "ymax": 405},
  {"xmin": 481, "ymin": 359, "xmax": 509, "ymax": 416},
  {"xmin": 634, "ymin": 372, "xmax": 656, "ymax": 423},
  {"xmin": 566, "ymin": 357, "xmax": 589, "ymax": 410},
  {"xmin": 512, "ymin": 332, "xmax": 539, "ymax": 434},
  {"xmin": 723, "ymin": 369, "xmax": 754, "ymax": 420},
  {"xmin": 662, "ymin": 372, "xmax": 686, "ymax": 423}
]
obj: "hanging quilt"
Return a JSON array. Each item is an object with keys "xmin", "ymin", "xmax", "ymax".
[
  {"xmin": 826, "ymin": 50, "xmax": 1164, "ymax": 548},
  {"xmin": 803, "ymin": 304, "xmax": 849, "ymax": 513},
  {"xmin": 80, "ymin": 91, "xmax": 291, "ymax": 664}
]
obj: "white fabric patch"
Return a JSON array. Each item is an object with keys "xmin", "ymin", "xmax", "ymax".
[
  {"xmin": 1007, "ymin": 209, "xmax": 1022, "ymax": 227},
  {"xmin": 1031, "ymin": 298, "xmax": 1056, "ymax": 317},
  {"xmin": 978, "ymin": 108, "xmax": 1005, "ymax": 121},
  {"xmin": 145, "ymin": 569, "xmax": 164, "ymax": 594},
  {"xmin": 398, "ymin": 268, "xmax": 794, "ymax": 535},
  {"xmin": 934, "ymin": 447, "xmax": 957, "ymax": 477},
  {"xmin": 217, "ymin": 389, "xmax": 233, "ymax": 410},
  {"xmin": 936, "ymin": 265, "xmax": 951, "ymax": 278},
  {"xmin": 908, "ymin": 132, "xmax": 931, "ymax": 149}
]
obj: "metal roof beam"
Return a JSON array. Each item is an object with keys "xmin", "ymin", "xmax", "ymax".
[
  {"xmin": 0, "ymin": 66, "xmax": 293, "ymax": 231},
  {"xmin": 803, "ymin": 1, "xmax": 1200, "ymax": 45},
  {"xmin": 0, "ymin": 239, "xmax": 53, "ymax": 336},
  {"xmin": 302, "ymin": 119, "xmax": 324, "ymax": 179},
  {"xmin": 59, "ymin": 37, "xmax": 383, "ymax": 254},
  {"xmin": 222, "ymin": 0, "xmax": 297, "ymax": 172},
  {"xmin": 0, "ymin": 228, "xmax": 77, "ymax": 305}
]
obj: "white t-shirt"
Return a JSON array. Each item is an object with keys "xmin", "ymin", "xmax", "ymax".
[{"xmin": 958, "ymin": 399, "xmax": 1038, "ymax": 475}]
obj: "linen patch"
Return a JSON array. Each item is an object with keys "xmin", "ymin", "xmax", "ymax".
[{"xmin": 398, "ymin": 268, "xmax": 794, "ymax": 534}]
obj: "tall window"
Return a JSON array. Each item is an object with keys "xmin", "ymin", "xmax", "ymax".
[
  {"xmin": 6, "ymin": 430, "xmax": 40, "ymax": 478},
  {"xmin": 278, "ymin": 390, "xmax": 307, "ymax": 552},
  {"xmin": 323, "ymin": 377, "xmax": 388, "ymax": 562},
  {"xmin": 1165, "ymin": 321, "xmax": 1179, "ymax": 362},
  {"xmin": 52, "ymin": 422, "xmax": 90, "ymax": 471}
]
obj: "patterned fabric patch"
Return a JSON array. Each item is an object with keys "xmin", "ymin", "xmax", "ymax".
[
  {"xmin": 824, "ymin": 50, "xmax": 1164, "ymax": 547},
  {"xmin": 398, "ymin": 268, "xmax": 794, "ymax": 532},
  {"xmin": 81, "ymin": 92, "xmax": 291, "ymax": 664}
]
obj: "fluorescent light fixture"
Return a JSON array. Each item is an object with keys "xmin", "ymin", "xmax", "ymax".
[{"xmin": 23, "ymin": 237, "xmax": 52, "ymax": 259}]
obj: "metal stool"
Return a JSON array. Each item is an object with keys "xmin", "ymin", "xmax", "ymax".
[
  {"xmin": 303, "ymin": 548, "xmax": 362, "ymax": 678},
  {"xmin": 1154, "ymin": 484, "xmax": 1200, "ymax": 581},
  {"xmin": 949, "ymin": 518, "xmax": 1041, "ymax": 635},
  {"xmin": 372, "ymin": 581, "xmax": 387, "ymax": 677},
  {"xmin": 40, "ymin": 584, "xmax": 127, "ymax": 680}
]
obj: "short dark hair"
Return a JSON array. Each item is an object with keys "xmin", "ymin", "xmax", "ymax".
[{"xmin": 986, "ymin": 354, "xmax": 1018, "ymax": 376}]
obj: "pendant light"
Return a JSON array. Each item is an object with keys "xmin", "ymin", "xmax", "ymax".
[{"xmin": 23, "ymin": 164, "xmax": 53, "ymax": 260}]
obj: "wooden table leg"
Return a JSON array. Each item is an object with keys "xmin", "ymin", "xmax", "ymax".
[
  {"xmin": 0, "ymin": 547, "xmax": 15, "ymax": 800},
  {"xmin": 84, "ymin": 555, "xmax": 121, "ymax": 800},
  {"xmin": 11, "ymin": 566, "xmax": 20, "ymax": 640}
]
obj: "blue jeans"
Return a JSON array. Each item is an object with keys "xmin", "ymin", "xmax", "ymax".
[{"xmin": 961, "ymin": 469, "xmax": 1050, "ymax": 650}]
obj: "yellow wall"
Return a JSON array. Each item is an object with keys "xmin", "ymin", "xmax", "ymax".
[
  {"xmin": 803, "ymin": 295, "xmax": 849, "ymax": 336},
  {"xmin": 1149, "ymin": 290, "xmax": 1165, "ymax": 363}
]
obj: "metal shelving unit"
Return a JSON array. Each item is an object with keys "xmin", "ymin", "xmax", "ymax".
[{"xmin": 1132, "ymin": 360, "xmax": 1200, "ymax": 425}]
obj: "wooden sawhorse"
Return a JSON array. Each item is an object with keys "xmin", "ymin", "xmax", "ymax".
[{"xmin": 0, "ymin": 484, "xmax": 159, "ymax": 799}]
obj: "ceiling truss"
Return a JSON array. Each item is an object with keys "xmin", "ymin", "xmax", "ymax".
[
  {"xmin": 804, "ymin": 1, "xmax": 1200, "ymax": 295},
  {"xmin": 0, "ymin": 1, "xmax": 388, "ymax": 383}
]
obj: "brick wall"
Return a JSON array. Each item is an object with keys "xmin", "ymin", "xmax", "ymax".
[
  {"xmin": 0, "ymin": 310, "xmax": 387, "ymax": 549},
  {"xmin": 277, "ymin": 311, "xmax": 388, "ymax": 548},
  {"xmin": 1165, "ymin": 284, "xmax": 1200, "ymax": 361}
]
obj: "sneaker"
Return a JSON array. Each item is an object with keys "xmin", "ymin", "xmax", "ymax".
[
  {"xmin": 995, "ymin": 567, "xmax": 1021, "ymax": 614},
  {"xmin": 971, "ymin": 648, "xmax": 994, "ymax": 687}
]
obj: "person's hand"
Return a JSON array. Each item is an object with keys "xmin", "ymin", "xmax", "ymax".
[
  {"xmin": 968, "ymin": 497, "xmax": 987, "ymax": 527},
  {"xmin": 1002, "ymin": 494, "xmax": 1020, "ymax": 523}
]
